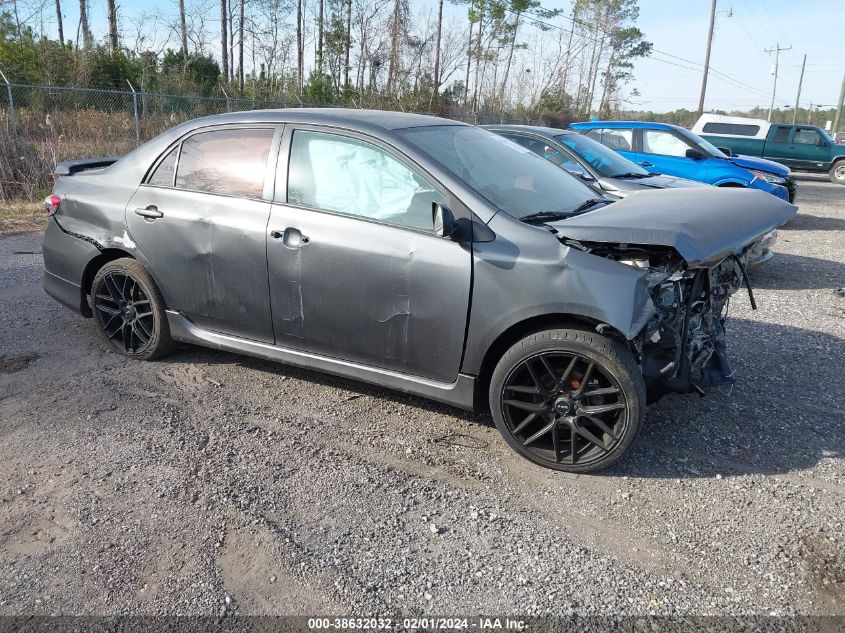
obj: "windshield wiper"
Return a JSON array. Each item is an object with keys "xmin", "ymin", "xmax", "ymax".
[
  {"xmin": 613, "ymin": 172, "xmax": 651, "ymax": 179},
  {"xmin": 568, "ymin": 198, "xmax": 611, "ymax": 215},
  {"xmin": 519, "ymin": 210, "xmax": 574, "ymax": 223}
]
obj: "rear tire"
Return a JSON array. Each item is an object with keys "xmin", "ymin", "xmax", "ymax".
[
  {"xmin": 488, "ymin": 328, "xmax": 645, "ymax": 473},
  {"xmin": 90, "ymin": 258, "xmax": 174, "ymax": 360},
  {"xmin": 829, "ymin": 161, "xmax": 845, "ymax": 185}
]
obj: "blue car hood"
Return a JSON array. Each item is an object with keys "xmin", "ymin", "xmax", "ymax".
[{"xmin": 729, "ymin": 154, "xmax": 790, "ymax": 176}]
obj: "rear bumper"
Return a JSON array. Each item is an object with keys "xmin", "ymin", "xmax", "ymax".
[
  {"xmin": 43, "ymin": 269, "xmax": 84, "ymax": 313},
  {"xmin": 42, "ymin": 217, "xmax": 100, "ymax": 315}
]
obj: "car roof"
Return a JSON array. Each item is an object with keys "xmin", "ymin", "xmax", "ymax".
[
  {"xmin": 570, "ymin": 120, "xmax": 684, "ymax": 132},
  {"xmin": 483, "ymin": 124, "xmax": 575, "ymax": 139},
  {"xmin": 181, "ymin": 108, "xmax": 464, "ymax": 133}
]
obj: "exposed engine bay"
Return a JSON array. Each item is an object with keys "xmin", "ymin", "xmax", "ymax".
[{"xmin": 561, "ymin": 239, "xmax": 752, "ymax": 400}]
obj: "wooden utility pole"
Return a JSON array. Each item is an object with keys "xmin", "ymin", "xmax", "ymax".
[
  {"xmin": 792, "ymin": 54, "xmax": 806, "ymax": 124},
  {"xmin": 178, "ymin": 0, "xmax": 188, "ymax": 56},
  {"xmin": 765, "ymin": 43, "xmax": 791, "ymax": 121},
  {"xmin": 833, "ymin": 72, "xmax": 845, "ymax": 137},
  {"xmin": 696, "ymin": 0, "xmax": 717, "ymax": 119}
]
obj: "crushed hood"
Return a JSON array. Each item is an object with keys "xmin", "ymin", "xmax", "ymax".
[{"xmin": 549, "ymin": 187, "xmax": 797, "ymax": 266}]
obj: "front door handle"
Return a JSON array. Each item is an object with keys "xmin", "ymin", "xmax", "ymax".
[
  {"xmin": 638, "ymin": 161, "xmax": 654, "ymax": 167},
  {"xmin": 271, "ymin": 227, "xmax": 310, "ymax": 249},
  {"xmin": 135, "ymin": 205, "xmax": 163, "ymax": 219}
]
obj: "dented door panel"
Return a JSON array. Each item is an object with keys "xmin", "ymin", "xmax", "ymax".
[
  {"xmin": 126, "ymin": 186, "xmax": 274, "ymax": 343},
  {"xmin": 267, "ymin": 204, "xmax": 472, "ymax": 382}
]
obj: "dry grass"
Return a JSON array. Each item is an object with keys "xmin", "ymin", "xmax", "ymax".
[{"xmin": 0, "ymin": 201, "xmax": 46, "ymax": 235}]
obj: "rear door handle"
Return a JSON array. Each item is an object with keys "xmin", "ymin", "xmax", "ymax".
[
  {"xmin": 271, "ymin": 227, "xmax": 310, "ymax": 249},
  {"xmin": 638, "ymin": 161, "xmax": 654, "ymax": 167},
  {"xmin": 134, "ymin": 205, "xmax": 163, "ymax": 219}
]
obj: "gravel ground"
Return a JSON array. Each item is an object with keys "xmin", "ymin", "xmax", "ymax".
[{"xmin": 0, "ymin": 176, "xmax": 843, "ymax": 619}]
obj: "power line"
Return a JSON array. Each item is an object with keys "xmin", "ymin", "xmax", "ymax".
[{"xmin": 517, "ymin": 8, "xmax": 776, "ymax": 105}]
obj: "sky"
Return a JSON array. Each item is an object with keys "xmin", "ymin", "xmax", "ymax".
[{"xmin": 26, "ymin": 0, "xmax": 845, "ymax": 114}]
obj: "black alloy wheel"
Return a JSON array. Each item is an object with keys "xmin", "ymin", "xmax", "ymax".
[
  {"xmin": 90, "ymin": 258, "xmax": 174, "ymax": 360},
  {"xmin": 94, "ymin": 270, "xmax": 154, "ymax": 354},
  {"xmin": 490, "ymin": 328, "xmax": 645, "ymax": 472}
]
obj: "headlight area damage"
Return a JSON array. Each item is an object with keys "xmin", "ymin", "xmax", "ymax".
[{"xmin": 548, "ymin": 188, "xmax": 797, "ymax": 400}]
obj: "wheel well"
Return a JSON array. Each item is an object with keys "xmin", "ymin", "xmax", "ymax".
[
  {"xmin": 79, "ymin": 249, "xmax": 135, "ymax": 317},
  {"xmin": 717, "ymin": 182, "xmax": 745, "ymax": 187},
  {"xmin": 473, "ymin": 314, "xmax": 629, "ymax": 412}
]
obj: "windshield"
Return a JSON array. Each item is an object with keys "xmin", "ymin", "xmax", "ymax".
[
  {"xmin": 675, "ymin": 127, "xmax": 728, "ymax": 158},
  {"xmin": 554, "ymin": 133, "xmax": 649, "ymax": 178},
  {"xmin": 396, "ymin": 125, "xmax": 599, "ymax": 219}
]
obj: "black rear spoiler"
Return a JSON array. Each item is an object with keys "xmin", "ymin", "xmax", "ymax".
[{"xmin": 55, "ymin": 156, "xmax": 120, "ymax": 176}]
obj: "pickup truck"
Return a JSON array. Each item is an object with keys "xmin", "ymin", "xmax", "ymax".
[{"xmin": 692, "ymin": 114, "xmax": 845, "ymax": 184}]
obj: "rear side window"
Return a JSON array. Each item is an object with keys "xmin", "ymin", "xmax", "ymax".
[
  {"xmin": 176, "ymin": 128, "xmax": 274, "ymax": 198},
  {"xmin": 771, "ymin": 127, "xmax": 791, "ymax": 143},
  {"xmin": 702, "ymin": 122, "xmax": 760, "ymax": 136},
  {"xmin": 287, "ymin": 130, "xmax": 443, "ymax": 231},
  {"xmin": 148, "ymin": 147, "xmax": 178, "ymax": 186},
  {"xmin": 585, "ymin": 128, "xmax": 633, "ymax": 151}
]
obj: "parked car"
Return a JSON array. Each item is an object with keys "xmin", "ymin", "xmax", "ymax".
[
  {"xmin": 569, "ymin": 120, "xmax": 797, "ymax": 202},
  {"xmin": 42, "ymin": 109, "xmax": 796, "ymax": 472},
  {"xmin": 485, "ymin": 124, "xmax": 782, "ymax": 268},
  {"xmin": 484, "ymin": 124, "xmax": 706, "ymax": 197},
  {"xmin": 692, "ymin": 113, "xmax": 845, "ymax": 185}
]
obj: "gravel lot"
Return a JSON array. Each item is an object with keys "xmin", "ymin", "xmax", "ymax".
[{"xmin": 0, "ymin": 176, "xmax": 843, "ymax": 619}]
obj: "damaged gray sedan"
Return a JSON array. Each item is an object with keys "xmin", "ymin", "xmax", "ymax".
[{"xmin": 42, "ymin": 110, "xmax": 796, "ymax": 472}]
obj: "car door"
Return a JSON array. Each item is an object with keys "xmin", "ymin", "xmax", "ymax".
[
  {"xmin": 763, "ymin": 125, "xmax": 795, "ymax": 166},
  {"xmin": 788, "ymin": 127, "xmax": 830, "ymax": 169},
  {"xmin": 266, "ymin": 126, "xmax": 472, "ymax": 383},
  {"xmin": 637, "ymin": 128, "xmax": 708, "ymax": 181},
  {"xmin": 126, "ymin": 125, "xmax": 280, "ymax": 343}
]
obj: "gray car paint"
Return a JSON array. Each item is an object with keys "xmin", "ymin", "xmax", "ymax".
[
  {"xmin": 42, "ymin": 109, "xmax": 797, "ymax": 412},
  {"xmin": 484, "ymin": 125, "xmax": 705, "ymax": 197}
]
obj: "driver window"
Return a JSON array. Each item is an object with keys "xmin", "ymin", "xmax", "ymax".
[
  {"xmin": 793, "ymin": 128, "xmax": 821, "ymax": 145},
  {"xmin": 287, "ymin": 130, "xmax": 443, "ymax": 231},
  {"xmin": 642, "ymin": 130, "xmax": 691, "ymax": 157}
]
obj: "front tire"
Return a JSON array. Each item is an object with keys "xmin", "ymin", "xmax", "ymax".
[
  {"xmin": 489, "ymin": 328, "xmax": 645, "ymax": 473},
  {"xmin": 90, "ymin": 258, "xmax": 174, "ymax": 360},
  {"xmin": 829, "ymin": 161, "xmax": 845, "ymax": 185}
]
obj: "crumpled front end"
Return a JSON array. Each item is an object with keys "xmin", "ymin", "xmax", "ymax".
[
  {"xmin": 636, "ymin": 254, "xmax": 746, "ymax": 397},
  {"xmin": 556, "ymin": 239, "xmax": 750, "ymax": 398}
]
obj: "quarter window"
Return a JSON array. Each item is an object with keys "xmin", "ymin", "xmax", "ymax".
[
  {"xmin": 642, "ymin": 130, "xmax": 692, "ymax": 157},
  {"xmin": 148, "ymin": 147, "xmax": 178, "ymax": 186},
  {"xmin": 175, "ymin": 128, "xmax": 274, "ymax": 198},
  {"xmin": 287, "ymin": 130, "xmax": 443, "ymax": 231}
]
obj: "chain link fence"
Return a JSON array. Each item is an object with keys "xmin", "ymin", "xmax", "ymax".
[{"xmin": 0, "ymin": 80, "xmax": 533, "ymax": 202}]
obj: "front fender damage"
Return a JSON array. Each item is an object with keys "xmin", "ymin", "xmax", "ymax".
[{"xmin": 558, "ymin": 238, "xmax": 750, "ymax": 400}]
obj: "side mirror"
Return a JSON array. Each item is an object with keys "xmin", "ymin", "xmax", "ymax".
[
  {"xmin": 717, "ymin": 146, "xmax": 733, "ymax": 156},
  {"xmin": 685, "ymin": 148, "xmax": 707, "ymax": 160},
  {"xmin": 433, "ymin": 202, "xmax": 455, "ymax": 238}
]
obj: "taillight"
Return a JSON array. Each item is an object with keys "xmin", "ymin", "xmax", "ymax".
[{"xmin": 44, "ymin": 194, "xmax": 61, "ymax": 215}]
